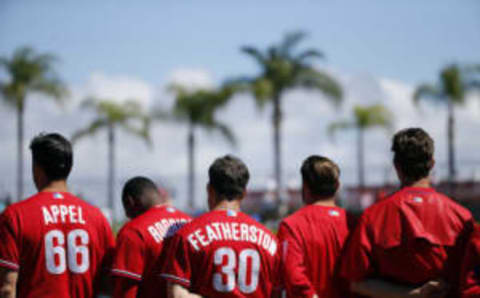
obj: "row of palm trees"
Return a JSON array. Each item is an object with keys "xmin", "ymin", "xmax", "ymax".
[{"xmin": 1, "ymin": 33, "xmax": 479, "ymax": 213}]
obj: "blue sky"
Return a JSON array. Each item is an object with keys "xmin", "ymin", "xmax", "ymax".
[
  {"xmin": 1, "ymin": 1, "xmax": 480, "ymax": 213},
  {"xmin": 1, "ymin": 0, "xmax": 479, "ymax": 85}
]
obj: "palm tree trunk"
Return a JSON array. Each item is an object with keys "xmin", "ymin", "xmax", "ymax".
[
  {"xmin": 357, "ymin": 128, "xmax": 365, "ymax": 189},
  {"xmin": 188, "ymin": 123, "xmax": 195, "ymax": 210},
  {"xmin": 447, "ymin": 100, "xmax": 456, "ymax": 183},
  {"xmin": 16, "ymin": 100, "xmax": 24, "ymax": 202},
  {"xmin": 272, "ymin": 93, "xmax": 282, "ymax": 202},
  {"xmin": 107, "ymin": 123, "xmax": 115, "ymax": 221}
]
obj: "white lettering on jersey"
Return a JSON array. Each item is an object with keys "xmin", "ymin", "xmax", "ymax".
[
  {"xmin": 42, "ymin": 205, "xmax": 86, "ymax": 225},
  {"xmin": 147, "ymin": 218, "xmax": 189, "ymax": 243},
  {"xmin": 186, "ymin": 222, "xmax": 277, "ymax": 256}
]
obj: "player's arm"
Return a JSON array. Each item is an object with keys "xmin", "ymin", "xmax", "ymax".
[
  {"xmin": 0, "ymin": 210, "xmax": 20, "ymax": 298},
  {"xmin": 113, "ymin": 277, "xmax": 139, "ymax": 298},
  {"xmin": 277, "ymin": 222, "xmax": 317, "ymax": 297},
  {"xmin": 98, "ymin": 218, "xmax": 116, "ymax": 296},
  {"xmin": 0, "ymin": 268, "xmax": 17, "ymax": 298},
  {"xmin": 351, "ymin": 279, "xmax": 447, "ymax": 298},
  {"xmin": 339, "ymin": 217, "xmax": 375, "ymax": 283},
  {"xmin": 110, "ymin": 227, "xmax": 144, "ymax": 298},
  {"xmin": 167, "ymin": 282, "xmax": 203, "ymax": 298}
]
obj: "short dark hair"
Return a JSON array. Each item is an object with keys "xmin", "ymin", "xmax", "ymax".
[
  {"xmin": 30, "ymin": 133, "xmax": 73, "ymax": 181},
  {"xmin": 208, "ymin": 155, "xmax": 250, "ymax": 201},
  {"xmin": 301, "ymin": 155, "xmax": 340, "ymax": 198},
  {"xmin": 392, "ymin": 128, "xmax": 434, "ymax": 183},
  {"xmin": 122, "ymin": 176, "xmax": 158, "ymax": 200}
]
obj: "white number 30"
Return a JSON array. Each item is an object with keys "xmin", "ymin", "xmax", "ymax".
[
  {"xmin": 45, "ymin": 229, "xmax": 90, "ymax": 274},
  {"xmin": 213, "ymin": 247, "xmax": 260, "ymax": 294}
]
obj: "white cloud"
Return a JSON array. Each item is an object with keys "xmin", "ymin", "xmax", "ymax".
[
  {"xmin": 166, "ymin": 68, "xmax": 215, "ymax": 91},
  {"xmin": 81, "ymin": 72, "xmax": 154, "ymax": 107}
]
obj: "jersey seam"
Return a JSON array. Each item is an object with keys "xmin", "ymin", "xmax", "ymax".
[
  {"xmin": 0, "ymin": 259, "xmax": 19, "ymax": 270},
  {"xmin": 111, "ymin": 268, "xmax": 142, "ymax": 280},
  {"xmin": 160, "ymin": 273, "xmax": 191, "ymax": 285}
]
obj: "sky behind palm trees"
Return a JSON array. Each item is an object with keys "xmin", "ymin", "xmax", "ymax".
[{"xmin": 1, "ymin": 0, "xmax": 479, "ymax": 214}]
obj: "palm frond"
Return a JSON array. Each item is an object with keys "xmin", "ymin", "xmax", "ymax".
[
  {"xmin": 354, "ymin": 104, "xmax": 393, "ymax": 130},
  {"xmin": 30, "ymin": 77, "xmax": 69, "ymax": 104},
  {"xmin": 279, "ymin": 31, "xmax": 307, "ymax": 57},
  {"xmin": 71, "ymin": 118, "xmax": 108, "ymax": 144},
  {"xmin": 327, "ymin": 120, "xmax": 353, "ymax": 139},
  {"xmin": 121, "ymin": 121, "xmax": 152, "ymax": 148},
  {"xmin": 208, "ymin": 120, "xmax": 237, "ymax": 147},
  {"xmin": 295, "ymin": 49, "xmax": 324, "ymax": 62},
  {"xmin": 241, "ymin": 46, "xmax": 266, "ymax": 66},
  {"xmin": 413, "ymin": 84, "xmax": 444, "ymax": 105},
  {"xmin": 294, "ymin": 68, "xmax": 343, "ymax": 105}
]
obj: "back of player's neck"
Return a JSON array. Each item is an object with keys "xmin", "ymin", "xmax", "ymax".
[
  {"xmin": 40, "ymin": 180, "xmax": 69, "ymax": 193},
  {"xmin": 402, "ymin": 177, "xmax": 431, "ymax": 189},
  {"xmin": 310, "ymin": 198, "xmax": 336, "ymax": 207},
  {"xmin": 213, "ymin": 200, "xmax": 241, "ymax": 212}
]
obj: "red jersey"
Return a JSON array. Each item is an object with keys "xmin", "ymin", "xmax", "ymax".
[
  {"xmin": 340, "ymin": 187, "xmax": 473, "ymax": 296},
  {"xmin": 277, "ymin": 205, "xmax": 352, "ymax": 298},
  {"xmin": 161, "ymin": 209, "xmax": 280, "ymax": 298},
  {"xmin": 111, "ymin": 205, "xmax": 192, "ymax": 298},
  {"xmin": 461, "ymin": 225, "xmax": 480, "ymax": 297},
  {"xmin": 0, "ymin": 191, "xmax": 115, "ymax": 298}
]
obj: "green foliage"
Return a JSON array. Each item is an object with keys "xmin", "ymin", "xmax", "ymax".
[
  {"xmin": 234, "ymin": 30, "xmax": 343, "ymax": 106},
  {"xmin": 0, "ymin": 47, "xmax": 69, "ymax": 109},
  {"xmin": 72, "ymin": 97, "xmax": 151, "ymax": 146},
  {"xmin": 414, "ymin": 64, "xmax": 480, "ymax": 106},
  {"xmin": 167, "ymin": 84, "xmax": 237, "ymax": 146},
  {"xmin": 329, "ymin": 104, "xmax": 393, "ymax": 135}
]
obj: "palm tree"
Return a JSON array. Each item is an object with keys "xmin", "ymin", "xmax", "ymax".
[
  {"xmin": 329, "ymin": 104, "xmax": 393, "ymax": 188},
  {"xmin": 166, "ymin": 84, "xmax": 236, "ymax": 210},
  {"xmin": 232, "ymin": 31, "xmax": 343, "ymax": 201},
  {"xmin": 0, "ymin": 47, "xmax": 68, "ymax": 201},
  {"xmin": 414, "ymin": 64, "xmax": 479, "ymax": 183},
  {"xmin": 72, "ymin": 98, "xmax": 151, "ymax": 218}
]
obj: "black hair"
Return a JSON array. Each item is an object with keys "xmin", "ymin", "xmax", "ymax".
[
  {"xmin": 301, "ymin": 155, "xmax": 340, "ymax": 198},
  {"xmin": 392, "ymin": 127, "xmax": 434, "ymax": 184},
  {"xmin": 208, "ymin": 155, "xmax": 250, "ymax": 201},
  {"xmin": 30, "ymin": 133, "xmax": 73, "ymax": 181},
  {"xmin": 122, "ymin": 176, "xmax": 158, "ymax": 201}
]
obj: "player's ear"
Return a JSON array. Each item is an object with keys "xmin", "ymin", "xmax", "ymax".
[{"xmin": 240, "ymin": 189, "xmax": 246, "ymax": 201}]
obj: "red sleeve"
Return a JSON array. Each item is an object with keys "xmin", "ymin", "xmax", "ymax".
[
  {"xmin": 160, "ymin": 233, "xmax": 192, "ymax": 288},
  {"xmin": 102, "ymin": 217, "xmax": 116, "ymax": 271},
  {"xmin": 113, "ymin": 276, "xmax": 139, "ymax": 298},
  {"xmin": 277, "ymin": 222, "xmax": 316, "ymax": 297},
  {"xmin": 461, "ymin": 228, "xmax": 480, "ymax": 298},
  {"xmin": 0, "ymin": 208, "xmax": 20, "ymax": 271},
  {"xmin": 339, "ymin": 217, "xmax": 374, "ymax": 281},
  {"xmin": 111, "ymin": 228, "xmax": 144, "ymax": 281}
]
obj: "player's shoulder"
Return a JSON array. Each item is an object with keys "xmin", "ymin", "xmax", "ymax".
[
  {"xmin": 360, "ymin": 188, "xmax": 405, "ymax": 219},
  {"xmin": 284, "ymin": 204, "xmax": 346, "ymax": 224},
  {"xmin": 435, "ymin": 192, "xmax": 472, "ymax": 220},
  {"xmin": 160, "ymin": 205, "xmax": 192, "ymax": 220}
]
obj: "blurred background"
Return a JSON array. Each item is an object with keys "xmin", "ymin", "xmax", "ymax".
[{"xmin": 1, "ymin": 0, "xmax": 479, "ymax": 226}]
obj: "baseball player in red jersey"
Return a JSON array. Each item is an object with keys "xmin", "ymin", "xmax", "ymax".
[
  {"xmin": 111, "ymin": 176, "xmax": 192, "ymax": 298},
  {"xmin": 277, "ymin": 155, "xmax": 353, "ymax": 298},
  {"xmin": 340, "ymin": 128, "xmax": 474, "ymax": 297},
  {"xmin": 0, "ymin": 133, "xmax": 115, "ymax": 298},
  {"xmin": 161, "ymin": 155, "xmax": 281, "ymax": 298},
  {"xmin": 461, "ymin": 225, "xmax": 480, "ymax": 297}
]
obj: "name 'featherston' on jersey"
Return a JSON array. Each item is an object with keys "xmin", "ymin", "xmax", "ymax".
[
  {"xmin": 112, "ymin": 205, "xmax": 192, "ymax": 298},
  {"xmin": 161, "ymin": 209, "xmax": 281, "ymax": 298},
  {"xmin": 0, "ymin": 191, "xmax": 115, "ymax": 298}
]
